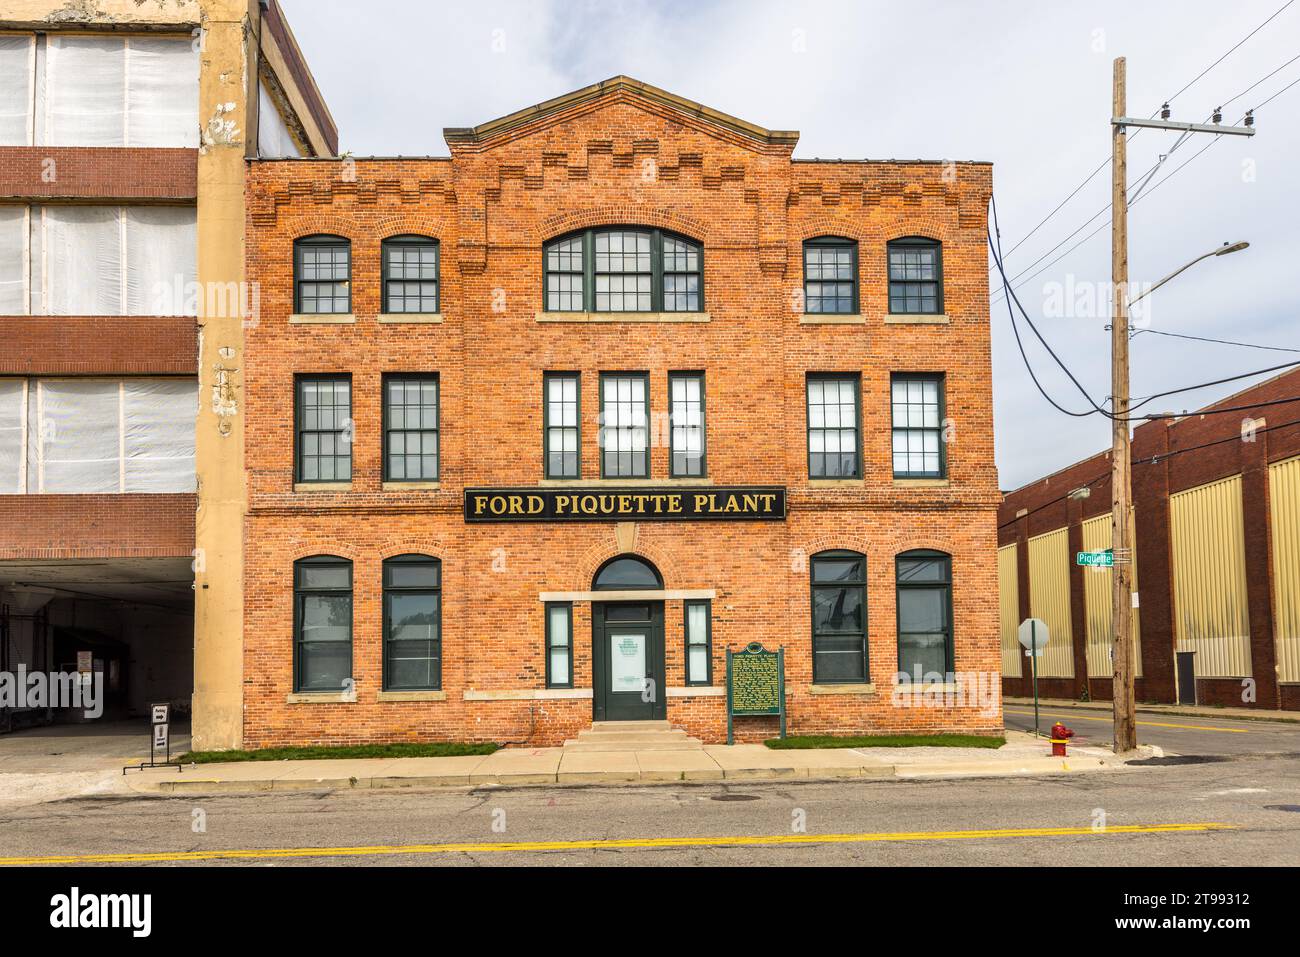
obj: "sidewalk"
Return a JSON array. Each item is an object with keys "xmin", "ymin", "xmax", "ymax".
[
  {"xmin": 123, "ymin": 732, "xmax": 1154, "ymax": 795},
  {"xmin": 1005, "ymin": 697, "xmax": 1299, "ymax": 724}
]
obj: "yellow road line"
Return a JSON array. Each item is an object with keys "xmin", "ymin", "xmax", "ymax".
[
  {"xmin": 0, "ymin": 822, "xmax": 1236, "ymax": 866},
  {"xmin": 1004, "ymin": 709, "xmax": 1255, "ymax": 734}
]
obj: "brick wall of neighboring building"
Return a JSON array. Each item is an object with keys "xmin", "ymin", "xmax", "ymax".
[
  {"xmin": 242, "ymin": 79, "xmax": 1001, "ymax": 748},
  {"xmin": 0, "ymin": 317, "xmax": 198, "ymax": 375},
  {"xmin": 0, "ymin": 494, "xmax": 195, "ymax": 560},
  {"xmin": 999, "ymin": 366, "xmax": 1300, "ymax": 710},
  {"xmin": 0, "ymin": 147, "xmax": 197, "ymax": 201}
]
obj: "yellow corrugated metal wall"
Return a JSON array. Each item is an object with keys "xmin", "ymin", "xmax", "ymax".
[
  {"xmin": 1270, "ymin": 456, "xmax": 1300, "ymax": 683},
  {"xmin": 1028, "ymin": 527, "xmax": 1073, "ymax": 677},
  {"xmin": 998, "ymin": 544, "xmax": 1021, "ymax": 677},
  {"xmin": 1082, "ymin": 510, "xmax": 1142, "ymax": 678},
  {"xmin": 1170, "ymin": 475, "xmax": 1251, "ymax": 678}
]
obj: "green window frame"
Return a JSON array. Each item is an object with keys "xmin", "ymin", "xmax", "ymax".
[
  {"xmin": 806, "ymin": 373, "xmax": 861, "ymax": 479},
  {"xmin": 382, "ymin": 554, "xmax": 442, "ymax": 691},
  {"xmin": 887, "ymin": 237, "xmax": 943, "ymax": 314},
  {"xmin": 295, "ymin": 374, "xmax": 352, "ymax": 483},
  {"xmin": 810, "ymin": 550, "xmax": 868, "ymax": 683},
  {"xmin": 599, "ymin": 372, "xmax": 650, "ymax": 478},
  {"xmin": 891, "ymin": 372, "xmax": 946, "ymax": 479},
  {"xmin": 803, "ymin": 236, "xmax": 858, "ymax": 314},
  {"xmin": 543, "ymin": 227, "xmax": 703, "ymax": 313},
  {"xmin": 294, "ymin": 234, "xmax": 351, "ymax": 314},
  {"xmin": 684, "ymin": 598, "xmax": 712, "ymax": 686},
  {"xmin": 293, "ymin": 555, "xmax": 352, "ymax": 693},
  {"xmin": 382, "ymin": 373, "xmax": 439, "ymax": 482},
  {"xmin": 668, "ymin": 371, "xmax": 706, "ymax": 478},
  {"xmin": 543, "ymin": 372, "xmax": 581, "ymax": 479},
  {"xmin": 381, "ymin": 235, "xmax": 439, "ymax": 314},
  {"xmin": 896, "ymin": 550, "xmax": 953, "ymax": 682},
  {"xmin": 545, "ymin": 602, "xmax": 573, "ymax": 689}
]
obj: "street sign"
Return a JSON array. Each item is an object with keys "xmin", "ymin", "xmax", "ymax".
[
  {"xmin": 153, "ymin": 723, "xmax": 169, "ymax": 750},
  {"xmin": 151, "ymin": 703, "xmax": 169, "ymax": 725},
  {"xmin": 1077, "ymin": 549, "xmax": 1114, "ymax": 567},
  {"xmin": 1018, "ymin": 618, "xmax": 1050, "ymax": 649}
]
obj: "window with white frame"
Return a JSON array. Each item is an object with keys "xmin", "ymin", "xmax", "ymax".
[
  {"xmin": 599, "ymin": 373, "xmax": 649, "ymax": 478},
  {"xmin": 891, "ymin": 373, "xmax": 945, "ymax": 478}
]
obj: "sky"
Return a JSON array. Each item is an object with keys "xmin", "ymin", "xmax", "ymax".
[{"xmin": 280, "ymin": 0, "xmax": 1300, "ymax": 489}]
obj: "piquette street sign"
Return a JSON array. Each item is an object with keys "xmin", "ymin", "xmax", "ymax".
[
  {"xmin": 1076, "ymin": 549, "xmax": 1115, "ymax": 568},
  {"xmin": 464, "ymin": 486, "xmax": 787, "ymax": 523}
]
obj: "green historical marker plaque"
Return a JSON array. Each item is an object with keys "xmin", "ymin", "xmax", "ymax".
[{"xmin": 726, "ymin": 642, "xmax": 786, "ymax": 743}]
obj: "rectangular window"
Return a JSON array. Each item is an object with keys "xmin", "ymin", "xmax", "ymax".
[
  {"xmin": 684, "ymin": 599, "xmax": 712, "ymax": 685},
  {"xmin": 545, "ymin": 234, "xmax": 585, "ymax": 311},
  {"xmin": 383, "ymin": 374, "xmax": 438, "ymax": 482},
  {"xmin": 382, "ymin": 237, "xmax": 439, "ymax": 313},
  {"xmin": 600, "ymin": 373, "xmax": 649, "ymax": 478},
  {"xmin": 888, "ymin": 239, "xmax": 943, "ymax": 314},
  {"xmin": 544, "ymin": 372, "xmax": 580, "ymax": 479},
  {"xmin": 661, "ymin": 236, "xmax": 701, "ymax": 311},
  {"xmin": 294, "ymin": 558, "xmax": 353, "ymax": 693},
  {"xmin": 669, "ymin": 372, "xmax": 706, "ymax": 478},
  {"xmin": 807, "ymin": 374, "xmax": 860, "ymax": 479},
  {"xmin": 897, "ymin": 552, "xmax": 953, "ymax": 682},
  {"xmin": 891, "ymin": 373, "xmax": 945, "ymax": 478},
  {"xmin": 296, "ymin": 375, "xmax": 352, "ymax": 483},
  {"xmin": 594, "ymin": 230, "xmax": 652, "ymax": 312},
  {"xmin": 803, "ymin": 240, "xmax": 857, "ymax": 314},
  {"xmin": 383, "ymin": 555, "xmax": 441, "ymax": 691},
  {"xmin": 811, "ymin": 552, "xmax": 868, "ymax": 683},
  {"xmin": 546, "ymin": 602, "xmax": 573, "ymax": 688},
  {"xmin": 295, "ymin": 239, "xmax": 351, "ymax": 314}
]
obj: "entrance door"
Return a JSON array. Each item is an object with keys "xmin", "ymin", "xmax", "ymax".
[
  {"xmin": 593, "ymin": 602, "xmax": 665, "ymax": 721},
  {"xmin": 1176, "ymin": 651, "xmax": 1197, "ymax": 705}
]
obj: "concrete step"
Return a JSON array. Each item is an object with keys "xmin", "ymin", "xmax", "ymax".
[
  {"xmin": 562, "ymin": 739, "xmax": 705, "ymax": 752},
  {"xmin": 583, "ymin": 720, "xmax": 672, "ymax": 733},
  {"xmin": 563, "ymin": 720, "xmax": 704, "ymax": 751},
  {"xmin": 568, "ymin": 733, "xmax": 695, "ymax": 747}
]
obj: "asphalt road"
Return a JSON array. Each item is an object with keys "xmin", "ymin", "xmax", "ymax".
[
  {"xmin": 1003, "ymin": 706, "xmax": 1300, "ymax": 756},
  {"xmin": 0, "ymin": 754, "xmax": 1296, "ymax": 866}
]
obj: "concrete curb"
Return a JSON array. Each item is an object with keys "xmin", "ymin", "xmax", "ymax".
[{"xmin": 1005, "ymin": 697, "xmax": 1300, "ymax": 725}]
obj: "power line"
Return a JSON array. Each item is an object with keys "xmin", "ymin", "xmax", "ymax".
[
  {"xmin": 1162, "ymin": 0, "xmax": 1296, "ymax": 105},
  {"xmin": 1132, "ymin": 327, "xmax": 1300, "ymax": 353}
]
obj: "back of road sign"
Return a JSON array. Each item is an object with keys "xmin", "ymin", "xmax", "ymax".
[{"xmin": 1018, "ymin": 618, "xmax": 1050, "ymax": 650}]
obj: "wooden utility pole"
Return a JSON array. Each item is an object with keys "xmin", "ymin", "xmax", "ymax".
[{"xmin": 1110, "ymin": 56, "xmax": 1138, "ymax": 754}]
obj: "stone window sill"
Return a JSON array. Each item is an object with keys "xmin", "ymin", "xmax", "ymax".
[
  {"xmin": 286, "ymin": 691, "xmax": 356, "ymax": 704},
  {"xmin": 290, "ymin": 313, "xmax": 355, "ymax": 324},
  {"xmin": 294, "ymin": 482, "xmax": 352, "ymax": 492},
  {"xmin": 807, "ymin": 683, "xmax": 877, "ymax": 696},
  {"xmin": 378, "ymin": 313, "xmax": 442, "ymax": 324},
  {"xmin": 381, "ymin": 481, "xmax": 441, "ymax": 491},
  {"xmin": 807, "ymin": 478, "xmax": 866, "ymax": 487},
  {"xmin": 534, "ymin": 477, "xmax": 711, "ymax": 487},
  {"xmin": 893, "ymin": 683, "xmax": 960, "ymax": 694},
  {"xmin": 884, "ymin": 313, "xmax": 950, "ymax": 325},
  {"xmin": 892, "ymin": 478, "xmax": 951, "ymax": 488},
  {"xmin": 799, "ymin": 313, "xmax": 865, "ymax": 325},
  {"xmin": 535, "ymin": 311, "xmax": 710, "ymax": 324},
  {"xmin": 376, "ymin": 690, "xmax": 447, "ymax": 702},
  {"xmin": 462, "ymin": 688, "xmax": 594, "ymax": 701}
]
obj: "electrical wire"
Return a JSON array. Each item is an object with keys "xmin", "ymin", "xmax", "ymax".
[{"xmin": 1132, "ymin": 327, "xmax": 1300, "ymax": 353}]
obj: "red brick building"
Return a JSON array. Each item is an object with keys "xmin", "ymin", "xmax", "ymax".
[
  {"xmin": 243, "ymin": 77, "xmax": 1002, "ymax": 747},
  {"xmin": 998, "ymin": 367, "xmax": 1300, "ymax": 712}
]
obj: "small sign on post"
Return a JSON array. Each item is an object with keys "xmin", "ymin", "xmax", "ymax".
[
  {"xmin": 124, "ymin": 701, "xmax": 182, "ymax": 775},
  {"xmin": 1018, "ymin": 618, "xmax": 1050, "ymax": 738},
  {"xmin": 726, "ymin": 643, "xmax": 786, "ymax": 745},
  {"xmin": 1076, "ymin": 549, "xmax": 1114, "ymax": 568}
]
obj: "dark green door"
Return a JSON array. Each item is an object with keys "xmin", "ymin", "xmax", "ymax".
[{"xmin": 593, "ymin": 602, "xmax": 665, "ymax": 721}]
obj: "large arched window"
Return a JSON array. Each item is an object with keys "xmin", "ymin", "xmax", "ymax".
[
  {"xmin": 887, "ymin": 236, "xmax": 943, "ymax": 314},
  {"xmin": 803, "ymin": 236, "xmax": 857, "ymax": 314},
  {"xmin": 382, "ymin": 554, "xmax": 442, "ymax": 691},
  {"xmin": 293, "ymin": 234, "xmax": 351, "ymax": 314},
  {"xmin": 810, "ymin": 550, "xmax": 867, "ymax": 682},
  {"xmin": 593, "ymin": 555, "xmax": 663, "ymax": 590},
  {"xmin": 293, "ymin": 555, "xmax": 352, "ymax": 692},
  {"xmin": 896, "ymin": 549, "xmax": 953, "ymax": 681},
  {"xmin": 543, "ymin": 228, "xmax": 703, "ymax": 313}
]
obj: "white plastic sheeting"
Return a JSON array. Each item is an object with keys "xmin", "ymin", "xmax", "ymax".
[
  {"xmin": 258, "ymin": 82, "xmax": 302, "ymax": 158},
  {"xmin": 44, "ymin": 35, "xmax": 198, "ymax": 147},
  {"xmin": 0, "ymin": 377, "xmax": 196, "ymax": 493},
  {"xmin": 6, "ymin": 205, "xmax": 196, "ymax": 316},
  {"xmin": 0, "ymin": 35, "xmax": 33, "ymax": 145}
]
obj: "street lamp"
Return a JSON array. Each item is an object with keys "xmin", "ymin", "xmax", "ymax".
[{"xmin": 1130, "ymin": 241, "xmax": 1249, "ymax": 306}]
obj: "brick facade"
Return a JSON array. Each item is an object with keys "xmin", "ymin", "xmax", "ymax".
[
  {"xmin": 0, "ymin": 146, "xmax": 197, "ymax": 201},
  {"xmin": 999, "ymin": 366, "xmax": 1300, "ymax": 710},
  {"xmin": 242, "ymin": 78, "xmax": 1001, "ymax": 747},
  {"xmin": 0, "ymin": 317, "xmax": 198, "ymax": 375},
  {"xmin": 0, "ymin": 494, "xmax": 195, "ymax": 560}
]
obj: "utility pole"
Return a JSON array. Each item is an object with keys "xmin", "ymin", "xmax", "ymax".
[
  {"xmin": 1110, "ymin": 56, "xmax": 1137, "ymax": 754},
  {"xmin": 1108, "ymin": 58, "xmax": 1255, "ymax": 755}
]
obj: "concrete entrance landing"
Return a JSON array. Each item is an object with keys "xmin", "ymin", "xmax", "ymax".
[{"xmin": 563, "ymin": 720, "xmax": 704, "ymax": 752}]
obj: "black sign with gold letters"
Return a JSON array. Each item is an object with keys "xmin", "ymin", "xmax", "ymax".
[{"xmin": 464, "ymin": 486, "xmax": 786, "ymax": 523}]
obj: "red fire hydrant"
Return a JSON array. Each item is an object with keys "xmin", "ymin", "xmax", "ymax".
[{"xmin": 1050, "ymin": 722, "xmax": 1075, "ymax": 757}]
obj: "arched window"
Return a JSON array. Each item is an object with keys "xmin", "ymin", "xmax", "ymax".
[
  {"xmin": 887, "ymin": 237, "xmax": 943, "ymax": 314},
  {"xmin": 293, "ymin": 234, "xmax": 350, "ymax": 314},
  {"xmin": 803, "ymin": 236, "xmax": 857, "ymax": 314},
  {"xmin": 543, "ymin": 228, "xmax": 703, "ymax": 313},
  {"xmin": 382, "ymin": 554, "xmax": 442, "ymax": 691},
  {"xmin": 593, "ymin": 555, "xmax": 663, "ymax": 590},
  {"xmin": 810, "ymin": 550, "xmax": 867, "ymax": 682},
  {"xmin": 896, "ymin": 549, "xmax": 953, "ymax": 681},
  {"xmin": 381, "ymin": 235, "xmax": 439, "ymax": 314},
  {"xmin": 293, "ymin": 555, "xmax": 352, "ymax": 692}
]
